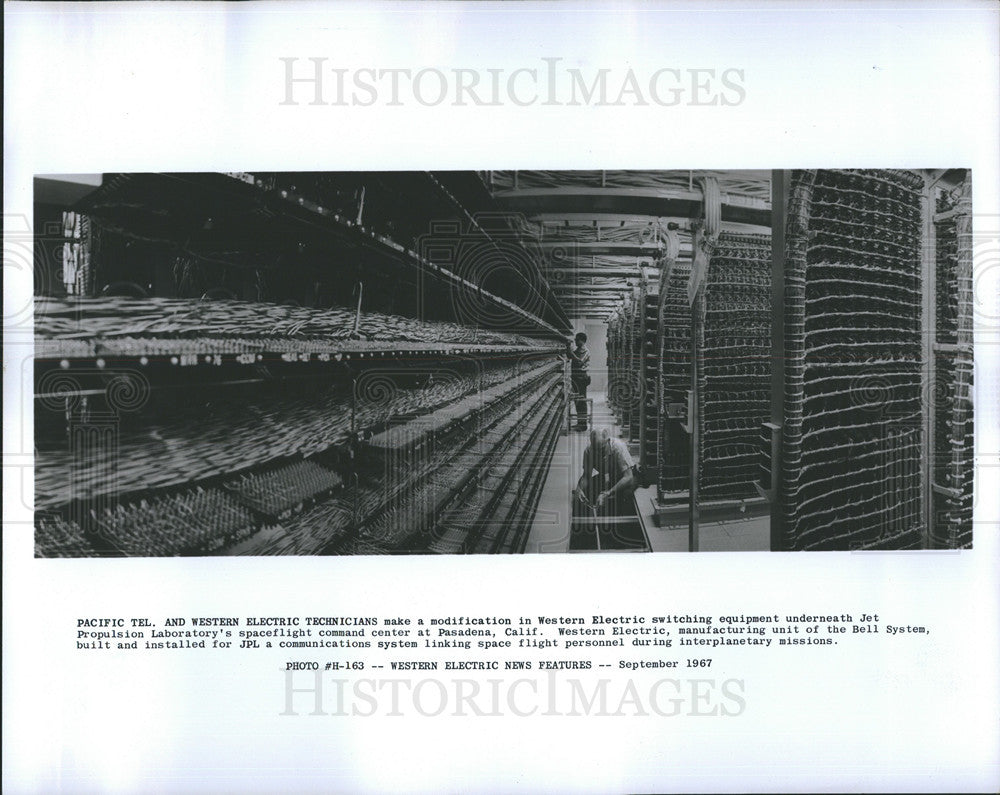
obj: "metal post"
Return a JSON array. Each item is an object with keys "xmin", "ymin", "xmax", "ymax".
[
  {"xmin": 638, "ymin": 282, "xmax": 647, "ymax": 466},
  {"xmin": 769, "ymin": 170, "xmax": 789, "ymax": 551},
  {"xmin": 355, "ymin": 186, "xmax": 366, "ymax": 226},
  {"xmin": 689, "ymin": 285, "xmax": 703, "ymax": 552},
  {"xmin": 352, "ymin": 281, "xmax": 364, "ymax": 339},
  {"xmin": 920, "ymin": 175, "xmax": 936, "ymax": 548}
]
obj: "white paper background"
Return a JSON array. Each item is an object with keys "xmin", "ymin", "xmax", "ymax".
[{"xmin": 4, "ymin": 2, "xmax": 999, "ymax": 793}]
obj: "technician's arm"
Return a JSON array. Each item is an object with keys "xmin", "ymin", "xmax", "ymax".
[
  {"xmin": 596, "ymin": 468, "xmax": 636, "ymax": 508},
  {"xmin": 605, "ymin": 469, "xmax": 636, "ymax": 500}
]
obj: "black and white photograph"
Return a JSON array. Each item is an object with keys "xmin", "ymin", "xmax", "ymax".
[
  {"xmin": 33, "ymin": 169, "xmax": 973, "ymax": 556},
  {"xmin": 6, "ymin": 3, "xmax": 999, "ymax": 794}
]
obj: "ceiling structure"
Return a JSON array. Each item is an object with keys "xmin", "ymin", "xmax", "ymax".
[
  {"xmin": 47, "ymin": 170, "xmax": 777, "ymax": 332},
  {"xmin": 490, "ymin": 170, "xmax": 773, "ymax": 321}
]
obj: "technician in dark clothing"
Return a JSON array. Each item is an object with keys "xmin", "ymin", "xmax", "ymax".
[
  {"xmin": 573, "ymin": 428, "xmax": 636, "ymax": 517},
  {"xmin": 568, "ymin": 332, "xmax": 590, "ymax": 431}
]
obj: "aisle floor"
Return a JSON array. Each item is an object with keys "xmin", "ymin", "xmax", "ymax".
[{"xmin": 525, "ymin": 394, "xmax": 770, "ymax": 553}]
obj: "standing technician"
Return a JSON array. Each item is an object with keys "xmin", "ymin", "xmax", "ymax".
[{"xmin": 568, "ymin": 332, "xmax": 590, "ymax": 431}]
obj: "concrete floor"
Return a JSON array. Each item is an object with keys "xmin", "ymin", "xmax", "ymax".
[{"xmin": 525, "ymin": 394, "xmax": 771, "ymax": 553}]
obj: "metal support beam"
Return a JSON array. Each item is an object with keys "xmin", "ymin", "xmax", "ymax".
[
  {"xmin": 547, "ymin": 270, "xmax": 645, "ymax": 279},
  {"xmin": 551, "ymin": 280, "xmax": 640, "ymax": 286},
  {"xmin": 547, "ymin": 265, "xmax": 648, "ymax": 273},
  {"xmin": 920, "ymin": 174, "xmax": 937, "ymax": 548},
  {"xmin": 534, "ymin": 241, "xmax": 666, "ymax": 257},
  {"xmin": 495, "ymin": 187, "xmax": 771, "ymax": 226},
  {"xmin": 551, "ymin": 283, "xmax": 637, "ymax": 289},
  {"xmin": 558, "ymin": 295, "xmax": 625, "ymax": 300},
  {"xmin": 689, "ymin": 285, "xmax": 703, "ymax": 552},
  {"xmin": 551, "ymin": 288, "xmax": 636, "ymax": 293},
  {"xmin": 559, "ymin": 294, "xmax": 625, "ymax": 299},
  {"xmin": 530, "ymin": 212, "xmax": 695, "ymax": 228},
  {"xmin": 769, "ymin": 170, "xmax": 789, "ymax": 551}
]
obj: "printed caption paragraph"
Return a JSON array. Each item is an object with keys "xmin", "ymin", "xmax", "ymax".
[
  {"xmin": 76, "ymin": 610, "xmax": 929, "ymax": 654},
  {"xmin": 73, "ymin": 611, "xmax": 935, "ymax": 717}
]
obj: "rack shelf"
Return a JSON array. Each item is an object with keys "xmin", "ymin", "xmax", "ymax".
[
  {"xmin": 35, "ymin": 344, "xmax": 564, "ymax": 556},
  {"xmin": 34, "ymin": 295, "xmax": 559, "ymax": 384},
  {"xmin": 77, "ymin": 172, "xmax": 566, "ymax": 338}
]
